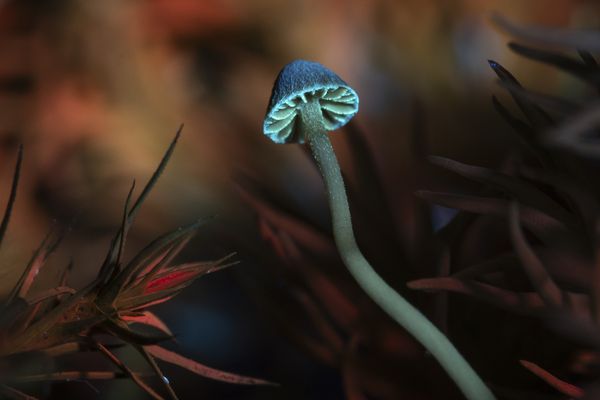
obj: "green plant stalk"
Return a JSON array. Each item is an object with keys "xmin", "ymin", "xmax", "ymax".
[{"xmin": 299, "ymin": 98, "xmax": 495, "ymax": 400}]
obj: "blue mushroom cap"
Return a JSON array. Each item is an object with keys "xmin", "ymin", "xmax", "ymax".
[{"xmin": 263, "ymin": 60, "xmax": 359, "ymax": 144}]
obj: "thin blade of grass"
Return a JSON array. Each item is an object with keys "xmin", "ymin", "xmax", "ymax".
[
  {"xmin": 100, "ymin": 124, "xmax": 182, "ymax": 284},
  {"xmin": 121, "ymin": 311, "xmax": 173, "ymax": 337},
  {"xmin": 26, "ymin": 287, "xmax": 76, "ymax": 306},
  {"xmin": 492, "ymin": 96, "xmax": 535, "ymax": 140},
  {"xmin": 509, "ymin": 202, "xmax": 563, "ymax": 306},
  {"xmin": 496, "ymin": 81, "xmax": 581, "ymax": 116},
  {"xmin": 129, "ymin": 125, "xmax": 182, "ymax": 222},
  {"xmin": 344, "ymin": 119, "xmax": 402, "ymax": 258},
  {"xmin": 341, "ymin": 336, "xmax": 368, "ymax": 400},
  {"xmin": 59, "ymin": 259, "xmax": 74, "ymax": 290},
  {"xmin": 290, "ymin": 289, "xmax": 343, "ymax": 353},
  {"xmin": 488, "ymin": 60, "xmax": 553, "ymax": 128},
  {"xmin": 509, "ymin": 42, "xmax": 600, "ymax": 86},
  {"xmin": 433, "ymin": 246, "xmax": 450, "ymax": 333},
  {"xmin": 145, "ymin": 345, "xmax": 276, "ymax": 386},
  {"xmin": 519, "ymin": 167, "xmax": 597, "ymax": 240},
  {"xmin": 595, "ymin": 238, "xmax": 600, "ymax": 322},
  {"xmin": 94, "ymin": 341, "xmax": 164, "ymax": 400},
  {"xmin": 5, "ymin": 227, "xmax": 63, "ymax": 304},
  {"xmin": 519, "ymin": 360, "xmax": 584, "ymax": 398},
  {"xmin": 12, "ymin": 300, "xmax": 46, "ymax": 334},
  {"xmin": 428, "ymin": 156, "xmax": 576, "ymax": 229},
  {"xmin": 0, "ymin": 144, "xmax": 22, "ymax": 251},
  {"xmin": 407, "ymin": 277, "xmax": 544, "ymax": 314},
  {"xmin": 114, "ymin": 180, "xmax": 136, "ymax": 275},
  {"xmin": 0, "ymin": 384, "xmax": 38, "ymax": 400},
  {"xmin": 546, "ymin": 102, "xmax": 600, "ymax": 157},
  {"xmin": 138, "ymin": 346, "xmax": 180, "ymax": 400},
  {"xmin": 41, "ymin": 342, "xmax": 87, "ymax": 357},
  {"xmin": 417, "ymin": 191, "xmax": 565, "ymax": 240},
  {"xmin": 235, "ymin": 179, "xmax": 334, "ymax": 254},
  {"xmin": 491, "ymin": 96, "xmax": 553, "ymax": 167},
  {"xmin": 579, "ymin": 51, "xmax": 598, "ymax": 67},
  {"xmin": 261, "ymin": 219, "xmax": 359, "ymax": 328},
  {"xmin": 10, "ymin": 371, "xmax": 130, "ymax": 383},
  {"xmin": 98, "ymin": 180, "xmax": 136, "ymax": 284}
]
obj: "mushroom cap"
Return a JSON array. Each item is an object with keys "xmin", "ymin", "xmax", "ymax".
[{"xmin": 263, "ymin": 60, "xmax": 359, "ymax": 144}]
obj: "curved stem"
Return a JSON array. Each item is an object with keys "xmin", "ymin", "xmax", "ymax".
[{"xmin": 299, "ymin": 98, "xmax": 495, "ymax": 400}]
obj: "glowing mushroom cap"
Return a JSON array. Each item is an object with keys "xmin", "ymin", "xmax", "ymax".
[{"xmin": 263, "ymin": 60, "xmax": 359, "ymax": 144}]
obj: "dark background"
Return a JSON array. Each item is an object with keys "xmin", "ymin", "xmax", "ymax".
[{"xmin": 0, "ymin": 1, "xmax": 597, "ymax": 399}]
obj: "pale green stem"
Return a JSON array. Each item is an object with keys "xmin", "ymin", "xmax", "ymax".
[{"xmin": 299, "ymin": 98, "xmax": 495, "ymax": 400}]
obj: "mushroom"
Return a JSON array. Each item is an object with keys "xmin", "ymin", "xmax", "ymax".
[{"xmin": 263, "ymin": 60, "xmax": 495, "ymax": 400}]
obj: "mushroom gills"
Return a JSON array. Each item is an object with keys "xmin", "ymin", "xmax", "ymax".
[
  {"xmin": 321, "ymin": 111, "xmax": 348, "ymax": 130},
  {"xmin": 276, "ymin": 120, "xmax": 296, "ymax": 142},
  {"xmin": 271, "ymin": 105, "xmax": 297, "ymax": 120},
  {"xmin": 265, "ymin": 114, "xmax": 296, "ymax": 134},
  {"xmin": 320, "ymin": 100, "xmax": 356, "ymax": 114},
  {"xmin": 322, "ymin": 87, "xmax": 347, "ymax": 100},
  {"xmin": 265, "ymin": 86, "xmax": 358, "ymax": 139}
]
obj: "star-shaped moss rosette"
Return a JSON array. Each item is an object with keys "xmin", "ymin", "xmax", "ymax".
[{"xmin": 0, "ymin": 127, "xmax": 273, "ymax": 400}]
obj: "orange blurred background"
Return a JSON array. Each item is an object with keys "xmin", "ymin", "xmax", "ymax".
[{"xmin": 0, "ymin": 0, "xmax": 597, "ymax": 398}]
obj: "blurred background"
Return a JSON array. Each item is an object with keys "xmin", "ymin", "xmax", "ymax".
[{"xmin": 0, "ymin": 0, "xmax": 599, "ymax": 399}]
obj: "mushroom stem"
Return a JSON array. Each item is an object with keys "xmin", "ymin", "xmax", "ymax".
[{"xmin": 299, "ymin": 98, "xmax": 494, "ymax": 400}]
